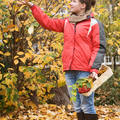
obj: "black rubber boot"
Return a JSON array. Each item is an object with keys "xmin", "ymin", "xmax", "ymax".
[
  {"xmin": 84, "ymin": 114, "xmax": 98, "ymax": 120},
  {"xmin": 77, "ymin": 112, "xmax": 85, "ymax": 120}
]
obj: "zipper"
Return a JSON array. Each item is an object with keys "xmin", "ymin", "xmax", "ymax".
[{"xmin": 69, "ymin": 23, "xmax": 77, "ymax": 70}]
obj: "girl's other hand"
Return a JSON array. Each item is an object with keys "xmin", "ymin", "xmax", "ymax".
[
  {"xmin": 17, "ymin": 0, "xmax": 34, "ymax": 8},
  {"xmin": 89, "ymin": 72, "xmax": 98, "ymax": 80}
]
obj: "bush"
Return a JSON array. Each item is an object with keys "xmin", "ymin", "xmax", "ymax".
[
  {"xmin": 0, "ymin": 0, "xmax": 68, "ymax": 113},
  {"xmin": 95, "ymin": 67, "xmax": 120, "ymax": 106}
]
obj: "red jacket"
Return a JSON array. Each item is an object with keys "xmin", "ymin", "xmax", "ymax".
[{"xmin": 30, "ymin": 5, "xmax": 106, "ymax": 74}]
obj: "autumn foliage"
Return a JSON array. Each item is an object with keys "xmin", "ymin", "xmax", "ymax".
[
  {"xmin": 0, "ymin": 0, "xmax": 70, "ymax": 113},
  {"xmin": 0, "ymin": 0, "xmax": 120, "ymax": 116},
  {"xmin": 93, "ymin": 0, "xmax": 120, "ymax": 69}
]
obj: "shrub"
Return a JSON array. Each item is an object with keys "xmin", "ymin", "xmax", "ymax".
[{"xmin": 95, "ymin": 67, "xmax": 120, "ymax": 106}]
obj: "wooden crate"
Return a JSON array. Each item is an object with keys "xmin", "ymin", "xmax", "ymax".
[{"xmin": 82, "ymin": 65, "xmax": 113, "ymax": 96}]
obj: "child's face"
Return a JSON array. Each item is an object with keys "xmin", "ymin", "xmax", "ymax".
[{"xmin": 70, "ymin": 0, "xmax": 85, "ymax": 15}]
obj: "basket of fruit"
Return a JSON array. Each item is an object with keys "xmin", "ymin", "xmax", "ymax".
[{"xmin": 76, "ymin": 65, "xmax": 113, "ymax": 96}]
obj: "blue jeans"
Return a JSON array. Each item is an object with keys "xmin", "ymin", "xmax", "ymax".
[{"xmin": 65, "ymin": 70, "xmax": 96, "ymax": 114}]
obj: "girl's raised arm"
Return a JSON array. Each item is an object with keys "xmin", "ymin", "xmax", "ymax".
[{"xmin": 17, "ymin": 0, "xmax": 65, "ymax": 32}]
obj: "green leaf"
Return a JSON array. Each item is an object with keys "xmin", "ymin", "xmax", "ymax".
[
  {"xmin": 11, "ymin": 73, "xmax": 18, "ymax": 76},
  {"xmin": 86, "ymin": 82, "xmax": 91, "ymax": 88},
  {"xmin": 71, "ymin": 90, "xmax": 77, "ymax": 96},
  {"xmin": 70, "ymin": 96, "xmax": 76, "ymax": 102},
  {"xmin": 6, "ymin": 109, "xmax": 10, "ymax": 113},
  {"xmin": 71, "ymin": 90, "xmax": 75, "ymax": 96},
  {"xmin": 0, "ymin": 107, "xmax": 4, "ymax": 110},
  {"xmin": 12, "ymin": 76, "xmax": 17, "ymax": 84},
  {"xmin": 72, "ymin": 84, "xmax": 77, "ymax": 90},
  {"xmin": 6, "ymin": 88, "xmax": 12, "ymax": 94},
  {"xmin": 13, "ymin": 94, "xmax": 20, "ymax": 101},
  {"xmin": 68, "ymin": 85, "xmax": 72, "ymax": 88},
  {"xmin": 76, "ymin": 79, "xmax": 84, "ymax": 83},
  {"xmin": 77, "ymin": 82, "xmax": 83, "ymax": 88},
  {"xmin": 14, "ymin": 88, "xmax": 19, "ymax": 93},
  {"xmin": 7, "ymin": 95, "xmax": 10, "ymax": 101},
  {"xmin": 30, "ymin": 79, "xmax": 33, "ymax": 83}
]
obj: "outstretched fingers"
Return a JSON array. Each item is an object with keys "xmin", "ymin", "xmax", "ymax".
[
  {"xmin": 16, "ymin": 0, "xmax": 33, "ymax": 7},
  {"xmin": 17, "ymin": 0, "xmax": 27, "ymax": 5}
]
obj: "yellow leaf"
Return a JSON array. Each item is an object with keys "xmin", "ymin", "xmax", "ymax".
[
  {"xmin": 30, "ymin": 116, "xmax": 39, "ymax": 120},
  {"xmin": 57, "ymin": 60, "xmax": 62, "ymax": 65},
  {"xmin": 4, "ymin": 52, "xmax": 11, "ymax": 56},
  {"xmin": 47, "ymin": 84, "xmax": 54, "ymax": 93},
  {"xmin": 3, "ymin": 40, "xmax": 8, "ymax": 43},
  {"xmin": 26, "ymin": 37, "xmax": 30, "ymax": 41},
  {"xmin": 108, "ymin": 39, "xmax": 113, "ymax": 46},
  {"xmin": 17, "ymin": 51, "xmax": 24, "ymax": 55},
  {"xmin": 19, "ymin": 57, "xmax": 27, "ymax": 64},
  {"xmin": 30, "ymin": 47, "xmax": 35, "ymax": 52},
  {"xmin": 91, "ymin": 81, "xmax": 94, "ymax": 88},
  {"xmin": 4, "ymin": 73, "xmax": 9, "ymax": 77},
  {"xmin": 0, "ymin": 118, "xmax": 7, "ymax": 120},
  {"xmin": 24, "ymin": 71, "xmax": 31, "ymax": 78},
  {"xmin": 19, "ymin": 66, "xmax": 26, "ymax": 72},
  {"xmin": 25, "ymin": 53, "xmax": 32, "ymax": 59},
  {"xmin": 18, "ymin": 5, "xmax": 26, "ymax": 11},
  {"xmin": 28, "ymin": 25, "xmax": 34, "ymax": 34},
  {"xmin": 67, "ymin": 105, "xmax": 72, "ymax": 110},
  {"xmin": 73, "ymin": 112, "xmax": 77, "ymax": 116},
  {"xmin": 15, "ymin": 38, "xmax": 19, "ymax": 42},
  {"xmin": 0, "ymin": 63, "xmax": 5, "ymax": 67},
  {"xmin": 4, "ymin": 79, "xmax": 11, "ymax": 85},
  {"xmin": 14, "ymin": 55, "xmax": 19, "ymax": 59},
  {"xmin": 15, "ymin": 26, "xmax": 19, "ymax": 31},
  {"xmin": 0, "ymin": 90, "xmax": 5, "ymax": 95},
  {"xmin": 115, "ymin": 43, "xmax": 118, "ymax": 47},
  {"xmin": 58, "ymin": 78, "xmax": 65, "ymax": 88},
  {"xmin": 6, "ymin": 101, "xmax": 13, "ymax": 106},
  {"xmin": 19, "ymin": 91, "xmax": 23, "ymax": 95},
  {"xmin": 33, "ymin": 58, "xmax": 39, "ymax": 63},
  {"xmin": 0, "ymin": 51, "xmax": 3, "ymax": 54},
  {"xmin": 0, "ymin": 43, "xmax": 2, "ymax": 46},
  {"xmin": 7, "ymin": 35, "xmax": 12, "ymax": 38},
  {"xmin": 7, "ymin": 68, "xmax": 14, "ymax": 71},
  {"xmin": 118, "ymin": 2, "xmax": 120, "ymax": 6},
  {"xmin": 27, "ymin": 49, "xmax": 33, "ymax": 54},
  {"xmin": 0, "ymin": 15, "xmax": 2, "ymax": 20},
  {"xmin": 10, "ymin": 28, "xmax": 15, "ymax": 32},
  {"xmin": 92, "ymin": 7, "xmax": 95, "ymax": 12},
  {"xmin": 0, "ymin": 84, "xmax": 6, "ymax": 90},
  {"xmin": 118, "ymin": 48, "xmax": 120, "ymax": 55},
  {"xmin": 116, "ymin": 40, "xmax": 120, "ymax": 44},
  {"xmin": 14, "ymin": 59, "xmax": 19, "ymax": 65},
  {"xmin": 105, "ymin": 116, "xmax": 109, "ymax": 119},
  {"xmin": 28, "ymin": 40, "xmax": 32, "ymax": 47},
  {"xmin": 0, "ymin": 30, "xmax": 3, "ymax": 40},
  {"xmin": 0, "ymin": 74, "xmax": 2, "ymax": 80},
  {"xmin": 45, "ymin": 56, "xmax": 54, "ymax": 63}
]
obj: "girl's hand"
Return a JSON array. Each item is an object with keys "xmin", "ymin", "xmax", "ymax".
[
  {"xmin": 89, "ymin": 72, "xmax": 98, "ymax": 80},
  {"xmin": 17, "ymin": 0, "xmax": 34, "ymax": 8}
]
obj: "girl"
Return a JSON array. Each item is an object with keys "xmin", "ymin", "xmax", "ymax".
[{"xmin": 17, "ymin": 0, "xmax": 106, "ymax": 119}]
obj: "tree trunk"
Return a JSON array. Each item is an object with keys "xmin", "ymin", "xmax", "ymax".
[
  {"xmin": 47, "ymin": 85, "xmax": 74, "ymax": 112},
  {"xmin": 28, "ymin": 84, "xmax": 74, "ymax": 112}
]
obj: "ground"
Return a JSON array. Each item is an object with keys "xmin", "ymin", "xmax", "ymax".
[
  {"xmin": 0, "ymin": 105, "xmax": 120, "ymax": 119},
  {"xmin": 0, "ymin": 97, "xmax": 120, "ymax": 120}
]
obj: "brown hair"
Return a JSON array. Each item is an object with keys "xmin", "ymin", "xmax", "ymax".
[{"xmin": 79, "ymin": 0, "xmax": 96, "ymax": 11}]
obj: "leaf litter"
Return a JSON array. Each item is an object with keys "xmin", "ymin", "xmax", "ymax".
[{"xmin": 0, "ymin": 97, "xmax": 120, "ymax": 120}]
